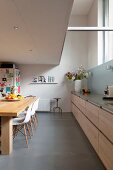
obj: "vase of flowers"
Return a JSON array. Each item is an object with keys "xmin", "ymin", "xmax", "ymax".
[
  {"xmin": 65, "ymin": 65, "xmax": 89, "ymax": 92},
  {"xmin": 74, "ymin": 65, "xmax": 89, "ymax": 92}
]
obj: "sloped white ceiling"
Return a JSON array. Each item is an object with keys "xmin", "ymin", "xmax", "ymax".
[{"xmin": 0, "ymin": 0, "xmax": 73, "ymax": 64}]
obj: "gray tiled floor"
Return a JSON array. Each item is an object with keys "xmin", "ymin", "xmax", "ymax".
[{"xmin": 0, "ymin": 113, "xmax": 106, "ymax": 170}]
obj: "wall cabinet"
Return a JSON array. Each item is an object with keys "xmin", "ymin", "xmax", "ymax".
[{"xmin": 71, "ymin": 93, "xmax": 113, "ymax": 170}]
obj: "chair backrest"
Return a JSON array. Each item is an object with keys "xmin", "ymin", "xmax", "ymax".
[
  {"xmin": 31, "ymin": 98, "xmax": 40, "ymax": 116},
  {"xmin": 24, "ymin": 103, "xmax": 33, "ymax": 123}
]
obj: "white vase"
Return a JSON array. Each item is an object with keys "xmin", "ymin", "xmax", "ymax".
[{"xmin": 74, "ymin": 80, "xmax": 82, "ymax": 92}]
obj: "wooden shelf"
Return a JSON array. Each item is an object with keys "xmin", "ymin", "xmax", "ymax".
[{"xmin": 29, "ymin": 83, "xmax": 58, "ymax": 84}]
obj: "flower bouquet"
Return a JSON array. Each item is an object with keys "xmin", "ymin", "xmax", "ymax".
[
  {"xmin": 65, "ymin": 65, "xmax": 89, "ymax": 81},
  {"xmin": 65, "ymin": 65, "xmax": 90, "ymax": 92},
  {"xmin": 65, "ymin": 72, "xmax": 76, "ymax": 81}
]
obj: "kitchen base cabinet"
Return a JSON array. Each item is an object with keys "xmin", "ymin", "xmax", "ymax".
[
  {"xmin": 72, "ymin": 99, "xmax": 99, "ymax": 153},
  {"xmin": 77, "ymin": 108, "xmax": 99, "ymax": 153},
  {"xmin": 99, "ymin": 132, "xmax": 113, "ymax": 170},
  {"xmin": 71, "ymin": 93, "xmax": 113, "ymax": 170}
]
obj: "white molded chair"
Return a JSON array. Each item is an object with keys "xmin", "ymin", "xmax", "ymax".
[
  {"xmin": 13, "ymin": 103, "xmax": 33, "ymax": 147},
  {"xmin": 30, "ymin": 98, "xmax": 40, "ymax": 129}
]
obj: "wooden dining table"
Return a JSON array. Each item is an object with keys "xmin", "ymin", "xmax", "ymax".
[{"xmin": 0, "ymin": 96, "xmax": 37, "ymax": 155}]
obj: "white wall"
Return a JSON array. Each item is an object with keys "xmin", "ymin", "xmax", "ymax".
[
  {"xmin": 19, "ymin": 16, "xmax": 88, "ymax": 112},
  {"xmin": 69, "ymin": 15, "xmax": 88, "ymax": 26},
  {"xmin": 98, "ymin": 0, "xmax": 104, "ymax": 65},
  {"xmin": 108, "ymin": 0, "xmax": 113, "ymax": 61},
  {"xmin": 87, "ymin": 0, "xmax": 98, "ymax": 69},
  {"xmin": 87, "ymin": 0, "xmax": 98, "ymax": 26}
]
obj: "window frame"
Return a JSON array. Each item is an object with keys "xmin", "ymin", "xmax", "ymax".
[{"xmin": 67, "ymin": 0, "xmax": 113, "ymax": 67}]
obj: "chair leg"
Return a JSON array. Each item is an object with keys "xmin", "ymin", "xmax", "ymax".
[
  {"xmin": 33, "ymin": 115, "xmax": 37, "ymax": 128},
  {"xmin": 32, "ymin": 116, "xmax": 37, "ymax": 130},
  {"xmin": 13, "ymin": 126, "xmax": 17, "ymax": 138},
  {"xmin": 13, "ymin": 125, "xmax": 22, "ymax": 138},
  {"xmin": 29, "ymin": 119, "xmax": 33, "ymax": 136},
  {"xmin": 35, "ymin": 113, "xmax": 38, "ymax": 124},
  {"xmin": 23, "ymin": 124, "xmax": 28, "ymax": 147},
  {"xmin": 26, "ymin": 123, "xmax": 31, "ymax": 139}
]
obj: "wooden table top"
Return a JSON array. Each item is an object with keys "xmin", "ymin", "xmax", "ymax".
[{"xmin": 0, "ymin": 97, "xmax": 37, "ymax": 117}]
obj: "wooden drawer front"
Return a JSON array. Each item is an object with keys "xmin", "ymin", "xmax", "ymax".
[
  {"xmin": 75, "ymin": 96, "xmax": 85, "ymax": 107},
  {"xmin": 74, "ymin": 95, "xmax": 79, "ymax": 106},
  {"xmin": 71, "ymin": 103, "xmax": 74, "ymax": 114},
  {"xmin": 73, "ymin": 95, "xmax": 76, "ymax": 105},
  {"xmin": 77, "ymin": 110, "xmax": 98, "ymax": 153},
  {"xmin": 99, "ymin": 109, "xmax": 113, "ymax": 144},
  {"xmin": 78, "ymin": 97, "xmax": 86, "ymax": 107},
  {"xmin": 85, "ymin": 101, "xmax": 99, "ymax": 127},
  {"xmin": 99, "ymin": 132, "xmax": 113, "ymax": 170},
  {"xmin": 71, "ymin": 94, "xmax": 75, "ymax": 103},
  {"xmin": 77, "ymin": 109, "xmax": 86, "ymax": 131},
  {"xmin": 71, "ymin": 94, "xmax": 78, "ymax": 105},
  {"xmin": 72, "ymin": 103, "xmax": 77, "ymax": 118},
  {"xmin": 71, "ymin": 94, "xmax": 74, "ymax": 103},
  {"xmin": 75, "ymin": 96, "xmax": 86, "ymax": 114},
  {"xmin": 84, "ymin": 116, "xmax": 99, "ymax": 153},
  {"xmin": 72, "ymin": 103, "xmax": 79, "ymax": 121},
  {"xmin": 78, "ymin": 102, "xmax": 86, "ymax": 115}
]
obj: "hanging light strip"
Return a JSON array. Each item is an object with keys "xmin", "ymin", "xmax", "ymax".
[{"xmin": 68, "ymin": 27, "xmax": 113, "ymax": 31}]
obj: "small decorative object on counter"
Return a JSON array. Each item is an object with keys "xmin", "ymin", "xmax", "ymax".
[
  {"xmin": 108, "ymin": 85, "xmax": 113, "ymax": 97},
  {"xmin": 104, "ymin": 85, "xmax": 113, "ymax": 97},
  {"xmin": 104, "ymin": 86, "xmax": 109, "ymax": 95},
  {"xmin": 82, "ymin": 88, "xmax": 91, "ymax": 94}
]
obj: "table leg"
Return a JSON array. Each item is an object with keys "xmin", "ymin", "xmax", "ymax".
[{"xmin": 1, "ymin": 117, "xmax": 13, "ymax": 155}]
